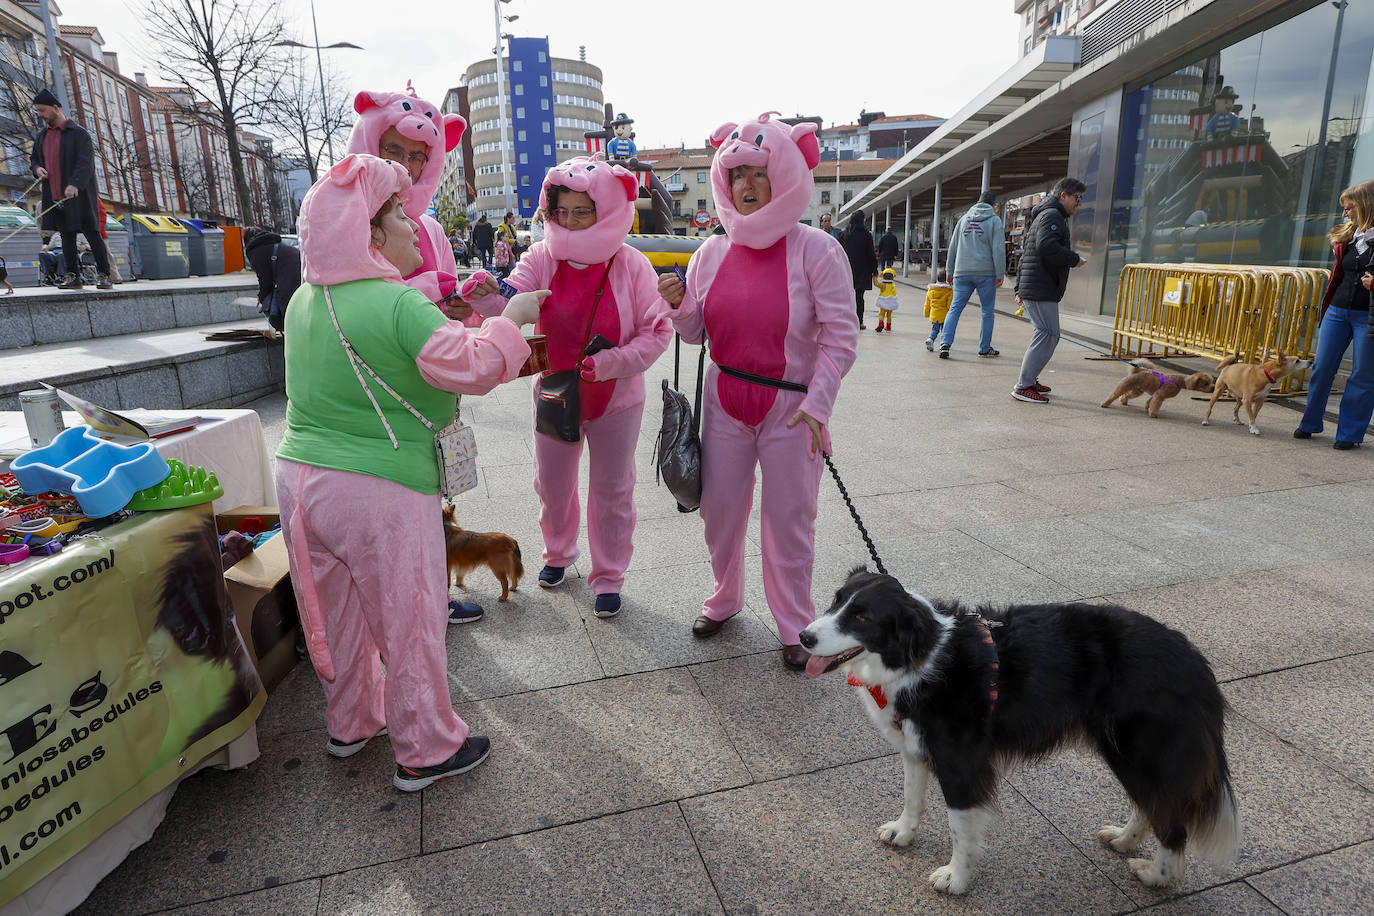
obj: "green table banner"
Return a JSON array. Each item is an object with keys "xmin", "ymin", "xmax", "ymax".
[{"xmin": 0, "ymin": 504, "xmax": 265, "ymax": 906}]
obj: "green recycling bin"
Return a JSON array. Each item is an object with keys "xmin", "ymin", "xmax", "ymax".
[
  {"xmin": 177, "ymin": 218, "xmax": 225, "ymax": 276},
  {"xmin": 126, "ymin": 215, "xmax": 190, "ymax": 279}
]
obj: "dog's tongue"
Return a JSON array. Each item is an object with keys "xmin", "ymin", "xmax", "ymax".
[{"xmin": 804, "ymin": 653, "xmax": 833, "ymax": 679}]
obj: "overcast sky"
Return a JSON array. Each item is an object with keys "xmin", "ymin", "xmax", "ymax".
[{"xmin": 54, "ymin": 0, "xmax": 1022, "ymax": 148}]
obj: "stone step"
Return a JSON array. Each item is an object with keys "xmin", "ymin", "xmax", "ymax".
[
  {"xmin": 0, "ymin": 318, "xmax": 283, "ymax": 411},
  {"xmin": 0, "ymin": 275, "xmax": 261, "ymax": 349}
]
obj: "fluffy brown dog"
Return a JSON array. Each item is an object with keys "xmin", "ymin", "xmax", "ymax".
[
  {"xmin": 1100, "ymin": 360, "xmax": 1215, "ymax": 418},
  {"xmin": 441, "ymin": 505, "xmax": 523, "ymax": 601},
  {"xmin": 1202, "ymin": 350, "xmax": 1313, "ymax": 435}
]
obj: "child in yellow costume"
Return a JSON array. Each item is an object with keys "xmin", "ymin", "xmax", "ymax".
[
  {"xmin": 874, "ymin": 267, "xmax": 899, "ymax": 332},
  {"xmin": 923, "ymin": 269, "xmax": 953, "ymax": 352}
]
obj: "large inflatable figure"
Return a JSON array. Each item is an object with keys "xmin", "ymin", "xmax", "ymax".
[
  {"xmin": 345, "ymin": 85, "xmax": 465, "ymax": 305},
  {"xmin": 666, "ymin": 112, "xmax": 859, "ymax": 659}
]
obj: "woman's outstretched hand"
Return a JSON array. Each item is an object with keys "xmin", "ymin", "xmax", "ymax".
[
  {"xmin": 787, "ymin": 410, "xmax": 825, "ymax": 455},
  {"xmin": 459, "ymin": 271, "xmax": 500, "ymax": 302},
  {"xmin": 502, "ymin": 289, "xmax": 550, "ymax": 327},
  {"xmin": 657, "ymin": 272, "xmax": 685, "ymax": 307}
]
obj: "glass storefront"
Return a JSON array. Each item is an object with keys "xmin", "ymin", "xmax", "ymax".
[{"xmin": 1103, "ymin": 0, "xmax": 1374, "ymax": 311}]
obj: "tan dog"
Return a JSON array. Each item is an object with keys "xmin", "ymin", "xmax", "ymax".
[
  {"xmin": 441, "ymin": 505, "xmax": 523, "ymax": 601},
  {"xmin": 1100, "ymin": 360, "xmax": 1216, "ymax": 418},
  {"xmin": 1201, "ymin": 350, "xmax": 1313, "ymax": 435}
]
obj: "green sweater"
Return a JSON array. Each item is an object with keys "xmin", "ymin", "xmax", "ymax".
[{"xmin": 277, "ymin": 279, "xmax": 452, "ymax": 493}]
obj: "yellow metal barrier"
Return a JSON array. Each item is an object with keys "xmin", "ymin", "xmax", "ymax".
[{"xmin": 1111, "ymin": 263, "xmax": 1327, "ymax": 394}]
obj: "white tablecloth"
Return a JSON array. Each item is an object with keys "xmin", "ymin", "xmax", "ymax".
[{"xmin": 0, "ymin": 409, "xmax": 276, "ymax": 513}]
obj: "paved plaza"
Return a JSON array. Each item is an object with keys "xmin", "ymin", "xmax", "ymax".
[{"xmin": 74, "ymin": 292, "xmax": 1373, "ymax": 914}]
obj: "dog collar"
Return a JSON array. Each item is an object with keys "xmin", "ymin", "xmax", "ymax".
[
  {"xmin": 847, "ymin": 672, "xmax": 888, "ymax": 709},
  {"xmin": 1262, "ymin": 367, "xmax": 1276, "ymax": 384}
]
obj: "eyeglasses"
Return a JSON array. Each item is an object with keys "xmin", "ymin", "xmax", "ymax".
[
  {"xmin": 552, "ymin": 207, "xmax": 596, "ymax": 221},
  {"xmin": 1073, "ymin": 194, "xmax": 1084, "ymax": 202},
  {"xmin": 379, "ymin": 143, "xmax": 429, "ymax": 168}
]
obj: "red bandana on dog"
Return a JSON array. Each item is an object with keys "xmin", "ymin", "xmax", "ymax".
[{"xmin": 847, "ymin": 672, "xmax": 888, "ymax": 709}]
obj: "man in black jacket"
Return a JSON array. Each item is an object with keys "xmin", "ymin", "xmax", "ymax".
[
  {"xmin": 30, "ymin": 88, "xmax": 112, "ymax": 290},
  {"xmin": 471, "ymin": 214, "xmax": 495, "ymax": 268},
  {"xmin": 877, "ymin": 226, "xmax": 899, "ymax": 270},
  {"xmin": 1011, "ymin": 177, "xmax": 1086, "ymax": 403}
]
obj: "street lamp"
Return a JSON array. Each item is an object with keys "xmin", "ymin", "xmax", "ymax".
[
  {"xmin": 273, "ymin": 0, "xmax": 362, "ymax": 170},
  {"xmin": 491, "ymin": 0, "xmax": 518, "ymax": 216}
]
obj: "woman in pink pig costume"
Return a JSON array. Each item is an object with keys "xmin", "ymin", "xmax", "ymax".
[
  {"xmin": 657, "ymin": 112, "xmax": 858, "ymax": 669},
  {"xmin": 345, "ymin": 85, "xmax": 467, "ymax": 314},
  {"xmin": 461, "ymin": 156, "xmax": 673, "ymax": 618},
  {"xmin": 276, "ymin": 154, "xmax": 546, "ymax": 791}
]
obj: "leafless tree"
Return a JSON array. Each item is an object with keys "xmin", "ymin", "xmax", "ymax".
[
  {"xmin": 140, "ymin": 0, "xmax": 287, "ymax": 224},
  {"xmin": 261, "ymin": 54, "xmax": 351, "ymax": 184},
  {"xmin": 0, "ymin": 35, "xmax": 49, "ymax": 204}
]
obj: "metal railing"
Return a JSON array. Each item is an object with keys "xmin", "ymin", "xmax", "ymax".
[{"xmin": 1111, "ymin": 263, "xmax": 1327, "ymax": 394}]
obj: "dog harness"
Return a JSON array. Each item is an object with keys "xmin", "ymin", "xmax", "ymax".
[{"xmin": 1151, "ymin": 371, "xmax": 1178, "ymax": 389}]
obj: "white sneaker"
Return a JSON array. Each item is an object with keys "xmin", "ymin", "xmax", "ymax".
[{"xmin": 925, "ymin": 339, "xmax": 934, "ymax": 351}]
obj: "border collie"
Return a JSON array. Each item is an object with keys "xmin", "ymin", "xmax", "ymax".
[{"xmin": 798, "ymin": 568, "xmax": 1240, "ymax": 896}]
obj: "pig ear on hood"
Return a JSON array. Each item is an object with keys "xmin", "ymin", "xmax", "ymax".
[
  {"xmin": 790, "ymin": 122, "xmax": 821, "ymax": 169},
  {"xmin": 354, "ymin": 91, "xmax": 386, "ymax": 115},
  {"xmin": 443, "ymin": 114, "xmax": 466, "ymax": 152},
  {"xmin": 328, "ymin": 154, "xmax": 369, "ymax": 186},
  {"xmin": 709, "ymin": 122, "xmax": 738, "ymax": 149},
  {"xmin": 610, "ymin": 164, "xmax": 638, "ymax": 203}
]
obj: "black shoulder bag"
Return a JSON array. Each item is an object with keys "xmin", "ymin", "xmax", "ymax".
[{"xmin": 535, "ymin": 257, "xmax": 615, "ymax": 442}]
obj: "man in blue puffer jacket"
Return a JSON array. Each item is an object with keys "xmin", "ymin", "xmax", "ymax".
[{"xmin": 1012, "ymin": 177, "xmax": 1087, "ymax": 403}]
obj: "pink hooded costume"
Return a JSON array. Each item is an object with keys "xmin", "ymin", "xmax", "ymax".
[
  {"xmin": 345, "ymin": 87, "xmax": 465, "ymax": 304},
  {"xmin": 462, "ymin": 157, "xmax": 672, "ymax": 597},
  {"xmin": 671, "ymin": 113, "xmax": 858, "ymax": 646},
  {"xmin": 278, "ymin": 154, "xmax": 530, "ymax": 769}
]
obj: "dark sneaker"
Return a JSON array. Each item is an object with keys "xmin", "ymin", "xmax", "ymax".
[
  {"xmin": 538, "ymin": 565, "xmax": 565, "ymax": 588},
  {"xmin": 925, "ymin": 339, "xmax": 934, "ymax": 351},
  {"xmin": 1012, "ymin": 386, "xmax": 1050, "ymax": 403},
  {"xmin": 1293, "ymin": 429, "xmax": 1314, "ymax": 439},
  {"xmin": 1333, "ymin": 440, "xmax": 1359, "ymax": 450},
  {"xmin": 1032, "ymin": 380, "xmax": 1052, "ymax": 393},
  {"xmin": 593, "ymin": 593, "xmax": 621, "ymax": 618},
  {"xmin": 95, "ymin": 273, "xmax": 113, "ymax": 290},
  {"xmin": 448, "ymin": 599, "xmax": 484, "ymax": 624},
  {"xmin": 326, "ymin": 727, "xmax": 387, "ymax": 758},
  {"xmin": 393, "ymin": 736, "xmax": 491, "ymax": 792},
  {"xmin": 938, "ymin": 344, "xmax": 950, "ymax": 359},
  {"xmin": 58, "ymin": 273, "xmax": 82, "ymax": 289},
  {"xmin": 978, "ymin": 348, "xmax": 1000, "ymax": 357}
]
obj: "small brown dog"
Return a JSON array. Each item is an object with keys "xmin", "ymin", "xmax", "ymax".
[
  {"xmin": 1100, "ymin": 360, "xmax": 1215, "ymax": 418},
  {"xmin": 1201, "ymin": 350, "xmax": 1313, "ymax": 435},
  {"xmin": 441, "ymin": 505, "xmax": 523, "ymax": 601}
]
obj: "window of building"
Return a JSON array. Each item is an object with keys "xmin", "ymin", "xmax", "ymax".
[
  {"xmin": 821, "ymin": 190, "xmax": 831, "ymax": 204},
  {"xmin": 519, "ymin": 153, "xmax": 528, "ymax": 164},
  {"xmin": 540, "ymin": 75, "xmax": 548, "ymax": 87},
  {"xmin": 514, "ymin": 84, "xmax": 523, "ymax": 96},
  {"xmin": 521, "ymin": 174, "xmax": 530, "ymax": 186},
  {"xmin": 537, "ymin": 51, "xmax": 546, "ymax": 63},
  {"xmin": 541, "ymin": 98, "xmax": 549, "ymax": 110},
  {"xmin": 516, "ymin": 107, "xmax": 525, "ymax": 119},
  {"xmin": 512, "ymin": 60, "xmax": 522, "ymax": 72},
  {"xmin": 696, "ymin": 171, "xmax": 706, "ymax": 182},
  {"xmin": 842, "ymin": 190, "xmax": 853, "ymax": 204},
  {"xmin": 543, "ymin": 144, "xmax": 552, "ymax": 156},
  {"xmin": 697, "ymin": 198, "xmax": 706, "ymax": 209},
  {"xmin": 518, "ymin": 129, "xmax": 527, "ymax": 141},
  {"xmin": 542, "ymin": 120, "xmax": 551, "ymax": 132}
]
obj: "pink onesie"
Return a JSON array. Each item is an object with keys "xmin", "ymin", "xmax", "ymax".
[
  {"xmin": 345, "ymin": 86, "xmax": 465, "ymax": 303},
  {"xmin": 671, "ymin": 113, "xmax": 858, "ymax": 645},
  {"xmin": 464, "ymin": 157, "xmax": 672, "ymax": 596}
]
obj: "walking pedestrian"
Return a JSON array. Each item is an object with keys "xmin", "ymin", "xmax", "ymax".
[
  {"xmin": 923, "ymin": 269, "xmax": 953, "ymax": 351},
  {"xmin": 1011, "ymin": 178, "xmax": 1087, "ymax": 403},
  {"xmin": 472, "ymin": 214, "xmax": 495, "ymax": 267},
  {"xmin": 874, "ymin": 267, "xmax": 899, "ymax": 332},
  {"xmin": 1294, "ymin": 180, "xmax": 1374, "ymax": 449},
  {"xmin": 841, "ymin": 210, "xmax": 878, "ymax": 330},
  {"xmin": 819, "ymin": 212, "xmax": 842, "ymax": 240},
  {"xmin": 939, "ymin": 191, "xmax": 1006, "ymax": 358},
  {"xmin": 877, "ymin": 225, "xmax": 899, "ymax": 270},
  {"xmin": 656, "ymin": 112, "xmax": 857, "ymax": 669},
  {"xmin": 29, "ymin": 88, "xmax": 112, "ymax": 290}
]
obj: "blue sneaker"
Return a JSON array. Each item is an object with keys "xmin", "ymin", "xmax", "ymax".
[
  {"xmin": 448, "ymin": 599, "xmax": 484, "ymax": 625},
  {"xmin": 393, "ymin": 736, "xmax": 491, "ymax": 792},
  {"xmin": 538, "ymin": 565, "xmax": 565, "ymax": 588},
  {"xmin": 594, "ymin": 593, "xmax": 621, "ymax": 618}
]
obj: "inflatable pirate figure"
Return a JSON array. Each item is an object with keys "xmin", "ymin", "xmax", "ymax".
[
  {"xmin": 1204, "ymin": 85, "xmax": 1242, "ymax": 138},
  {"xmin": 607, "ymin": 113, "xmax": 637, "ymax": 161}
]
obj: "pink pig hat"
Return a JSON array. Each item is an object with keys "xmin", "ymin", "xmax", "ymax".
[
  {"xmin": 538, "ymin": 155, "xmax": 639, "ymax": 265},
  {"xmin": 345, "ymin": 84, "xmax": 465, "ymax": 222},
  {"xmin": 299, "ymin": 154, "xmax": 411, "ymax": 286},
  {"xmin": 710, "ymin": 111, "xmax": 821, "ymax": 250}
]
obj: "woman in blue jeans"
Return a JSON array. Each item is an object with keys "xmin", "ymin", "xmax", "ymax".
[{"xmin": 1296, "ymin": 180, "xmax": 1374, "ymax": 450}]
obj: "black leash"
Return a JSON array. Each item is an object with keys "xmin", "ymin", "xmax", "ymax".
[{"xmin": 823, "ymin": 452, "xmax": 887, "ymax": 576}]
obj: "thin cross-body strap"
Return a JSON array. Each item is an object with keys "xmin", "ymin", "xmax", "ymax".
[
  {"xmin": 576, "ymin": 255, "xmax": 616, "ymax": 354},
  {"xmin": 324, "ymin": 286, "xmax": 437, "ymax": 453}
]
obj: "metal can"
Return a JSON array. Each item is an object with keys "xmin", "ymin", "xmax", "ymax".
[{"xmin": 19, "ymin": 389, "xmax": 65, "ymax": 448}]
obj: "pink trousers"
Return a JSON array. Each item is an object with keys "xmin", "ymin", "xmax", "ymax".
[
  {"xmin": 698, "ymin": 388, "xmax": 823, "ymax": 645},
  {"xmin": 532, "ymin": 401, "xmax": 642, "ymax": 595},
  {"xmin": 276, "ymin": 460, "xmax": 467, "ymax": 768}
]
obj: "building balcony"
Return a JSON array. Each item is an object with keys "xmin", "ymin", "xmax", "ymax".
[{"xmin": 664, "ymin": 180, "xmax": 686, "ymax": 192}]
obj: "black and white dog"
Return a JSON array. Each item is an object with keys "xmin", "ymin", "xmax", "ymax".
[{"xmin": 799, "ymin": 568, "xmax": 1240, "ymax": 896}]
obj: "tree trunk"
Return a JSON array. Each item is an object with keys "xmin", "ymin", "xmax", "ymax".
[{"xmin": 212, "ymin": 70, "xmax": 255, "ymax": 224}]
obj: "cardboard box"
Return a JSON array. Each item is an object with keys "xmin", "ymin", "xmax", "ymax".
[
  {"xmin": 223, "ymin": 534, "xmax": 299, "ymax": 692},
  {"xmin": 216, "ymin": 505, "xmax": 281, "ymax": 535}
]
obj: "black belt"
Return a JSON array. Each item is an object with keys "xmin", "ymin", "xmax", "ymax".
[{"xmin": 717, "ymin": 364, "xmax": 809, "ymax": 393}]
